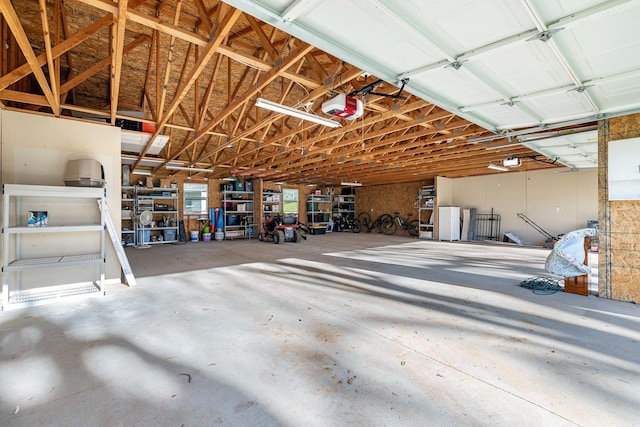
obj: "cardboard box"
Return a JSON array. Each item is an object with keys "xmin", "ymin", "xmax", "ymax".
[
  {"xmin": 160, "ymin": 178, "xmax": 170, "ymax": 188},
  {"xmin": 145, "ymin": 177, "xmax": 153, "ymax": 188}
]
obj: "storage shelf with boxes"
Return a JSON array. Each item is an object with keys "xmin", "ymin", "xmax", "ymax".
[{"xmin": 221, "ymin": 183, "xmax": 254, "ymax": 239}]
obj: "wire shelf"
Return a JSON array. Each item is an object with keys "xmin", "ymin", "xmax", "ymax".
[{"xmin": 8, "ymin": 282, "xmax": 102, "ymax": 304}]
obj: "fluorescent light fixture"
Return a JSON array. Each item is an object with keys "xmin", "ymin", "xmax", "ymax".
[
  {"xmin": 166, "ymin": 165, "xmax": 213, "ymax": 173},
  {"xmin": 341, "ymin": 181, "xmax": 363, "ymax": 186},
  {"xmin": 487, "ymin": 163, "xmax": 509, "ymax": 172},
  {"xmin": 132, "ymin": 169, "xmax": 153, "ymax": 176},
  {"xmin": 255, "ymin": 97, "xmax": 341, "ymax": 128},
  {"xmin": 121, "ymin": 131, "xmax": 169, "ymax": 155},
  {"xmin": 221, "ymin": 177, "xmax": 236, "ymax": 181}
]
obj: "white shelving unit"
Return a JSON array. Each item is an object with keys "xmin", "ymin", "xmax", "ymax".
[
  {"xmin": 222, "ymin": 190, "xmax": 254, "ymax": 239},
  {"xmin": 417, "ymin": 185, "xmax": 435, "ymax": 239},
  {"xmin": 121, "ymin": 185, "xmax": 135, "ymax": 246},
  {"xmin": 2, "ymin": 184, "xmax": 106, "ymax": 310},
  {"xmin": 134, "ymin": 186, "xmax": 179, "ymax": 244},
  {"xmin": 307, "ymin": 194, "xmax": 332, "ymax": 228},
  {"xmin": 262, "ymin": 190, "xmax": 282, "ymax": 221}
]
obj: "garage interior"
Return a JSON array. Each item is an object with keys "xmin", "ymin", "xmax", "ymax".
[{"xmin": 1, "ymin": 0, "xmax": 639, "ymax": 425}]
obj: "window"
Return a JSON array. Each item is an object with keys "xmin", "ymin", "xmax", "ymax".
[
  {"xmin": 283, "ymin": 188, "xmax": 298, "ymax": 216},
  {"xmin": 184, "ymin": 183, "xmax": 208, "ymax": 214}
]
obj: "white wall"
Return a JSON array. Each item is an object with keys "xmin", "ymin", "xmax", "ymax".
[
  {"xmin": 1, "ymin": 110, "xmax": 122, "ymax": 287},
  {"xmin": 451, "ymin": 169, "xmax": 598, "ymax": 245}
]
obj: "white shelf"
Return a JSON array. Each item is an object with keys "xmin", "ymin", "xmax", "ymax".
[
  {"xmin": 2, "ymin": 184, "xmax": 106, "ymax": 310},
  {"xmin": 4, "ymin": 225, "xmax": 103, "ymax": 233},
  {"xmin": 7, "ymin": 282, "xmax": 104, "ymax": 310},
  {"xmin": 4, "ymin": 253, "xmax": 103, "ymax": 272}
]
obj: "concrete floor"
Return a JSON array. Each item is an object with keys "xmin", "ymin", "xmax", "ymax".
[{"xmin": 1, "ymin": 233, "xmax": 638, "ymax": 426}]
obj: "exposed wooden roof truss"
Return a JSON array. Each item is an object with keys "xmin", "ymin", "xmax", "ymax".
[{"xmin": 0, "ymin": 0, "xmax": 562, "ymax": 185}]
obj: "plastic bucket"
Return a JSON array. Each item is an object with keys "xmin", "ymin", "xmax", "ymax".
[
  {"xmin": 203, "ymin": 233, "xmax": 211, "ymax": 241},
  {"xmin": 214, "ymin": 231, "xmax": 224, "ymax": 241},
  {"xmin": 190, "ymin": 230, "xmax": 199, "ymax": 242}
]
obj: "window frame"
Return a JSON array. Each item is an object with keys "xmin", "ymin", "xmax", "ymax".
[{"xmin": 183, "ymin": 183, "xmax": 209, "ymax": 215}]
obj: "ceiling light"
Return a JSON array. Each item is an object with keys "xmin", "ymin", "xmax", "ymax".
[
  {"xmin": 255, "ymin": 98, "xmax": 341, "ymax": 128},
  {"xmin": 132, "ymin": 169, "xmax": 153, "ymax": 176},
  {"xmin": 341, "ymin": 181, "xmax": 363, "ymax": 186},
  {"xmin": 221, "ymin": 177, "xmax": 236, "ymax": 181},
  {"xmin": 487, "ymin": 163, "xmax": 509, "ymax": 172},
  {"xmin": 166, "ymin": 165, "xmax": 214, "ymax": 173}
]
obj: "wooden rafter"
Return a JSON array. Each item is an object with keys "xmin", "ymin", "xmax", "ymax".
[
  {"xmin": 163, "ymin": 40, "xmax": 315, "ymax": 167},
  {"xmin": 157, "ymin": 0, "xmax": 182, "ymax": 122},
  {"xmin": 0, "ymin": 0, "xmax": 58, "ymax": 110},
  {"xmin": 109, "ymin": 0, "xmax": 128, "ymax": 124},
  {"xmin": 3, "ymin": 1, "xmax": 562, "ymax": 185},
  {"xmin": 60, "ymin": 34, "xmax": 150, "ymax": 95},
  {"xmin": 132, "ymin": 6, "xmax": 243, "ymax": 169}
]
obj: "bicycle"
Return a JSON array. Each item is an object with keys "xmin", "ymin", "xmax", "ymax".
[
  {"xmin": 333, "ymin": 214, "xmax": 362, "ymax": 233},
  {"xmin": 392, "ymin": 212, "xmax": 419, "ymax": 237},
  {"xmin": 357, "ymin": 212, "xmax": 395, "ymax": 235}
]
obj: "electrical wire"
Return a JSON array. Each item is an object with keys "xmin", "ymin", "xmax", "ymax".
[{"xmin": 520, "ymin": 276, "xmax": 563, "ymax": 295}]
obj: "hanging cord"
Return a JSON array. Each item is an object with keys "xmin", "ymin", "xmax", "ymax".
[{"xmin": 520, "ymin": 276, "xmax": 563, "ymax": 295}]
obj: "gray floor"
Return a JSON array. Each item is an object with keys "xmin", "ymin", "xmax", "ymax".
[{"xmin": 1, "ymin": 233, "xmax": 638, "ymax": 426}]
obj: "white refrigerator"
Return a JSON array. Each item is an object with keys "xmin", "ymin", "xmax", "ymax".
[{"xmin": 438, "ymin": 206, "xmax": 461, "ymax": 241}]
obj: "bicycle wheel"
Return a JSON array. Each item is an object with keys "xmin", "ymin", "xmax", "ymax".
[
  {"xmin": 407, "ymin": 219, "xmax": 419, "ymax": 237},
  {"xmin": 378, "ymin": 214, "xmax": 396, "ymax": 235},
  {"xmin": 351, "ymin": 219, "xmax": 362, "ymax": 233},
  {"xmin": 357, "ymin": 212, "xmax": 371, "ymax": 231}
]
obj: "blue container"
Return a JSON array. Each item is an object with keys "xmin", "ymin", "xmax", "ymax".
[{"xmin": 137, "ymin": 229, "xmax": 150, "ymax": 243}]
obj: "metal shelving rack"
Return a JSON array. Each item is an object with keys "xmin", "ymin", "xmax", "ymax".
[
  {"xmin": 306, "ymin": 194, "xmax": 332, "ymax": 228},
  {"xmin": 262, "ymin": 190, "xmax": 282, "ymax": 221},
  {"xmin": 121, "ymin": 185, "xmax": 135, "ymax": 246},
  {"xmin": 134, "ymin": 186, "xmax": 179, "ymax": 244},
  {"xmin": 222, "ymin": 190, "xmax": 254, "ymax": 239},
  {"xmin": 417, "ymin": 185, "xmax": 436, "ymax": 239},
  {"xmin": 1, "ymin": 184, "xmax": 106, "ymax": 310}
]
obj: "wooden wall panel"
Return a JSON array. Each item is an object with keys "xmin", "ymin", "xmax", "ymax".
[
  {"xmin": 355, "ymin": 181, "xmax": 428, "ymax": 234},
  {"xmin": 599, "ymin": 113, "xmax": 640, "ymax": 303}
]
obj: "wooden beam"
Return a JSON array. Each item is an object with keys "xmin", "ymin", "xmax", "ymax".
[
  {"xmin": 165, "ymin": 41, "xmax": 315, "ymax": 166},
  {"xmin": 0, "ymin": 0, "xmax": 58, "ymax": 110},
  {"xmin": 0, "ymin": 14, "xmax": 113, "ymax": 92},
  {"xmin": 157, "ymin": 0, "xmax": 182, "ymax": 122},
  {"xmin": 60, "ymin": 34, "xmax": 150, "ymax": 94},
  {"xmin": 38, "ymin": 0, "xmax": 60, "ymax": 114},
  {"xmin": 132, "ymin": 6, "xmax": 243, "ymax": 169},
  {"xmin": 76, "ymin": 0, "xmax": 320, "ymax": 88},
  {"xmin": 110, "ymin": 0, "xmax": 128, "ymax": 124},
  {"xmin": 193, "ymin": 0, "xmax": 213, "ymax": 34}
]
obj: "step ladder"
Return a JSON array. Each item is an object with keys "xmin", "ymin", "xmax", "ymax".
[{"xmin": 99, "ymin": 201, "xmax": 136, "ymax": 287}]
